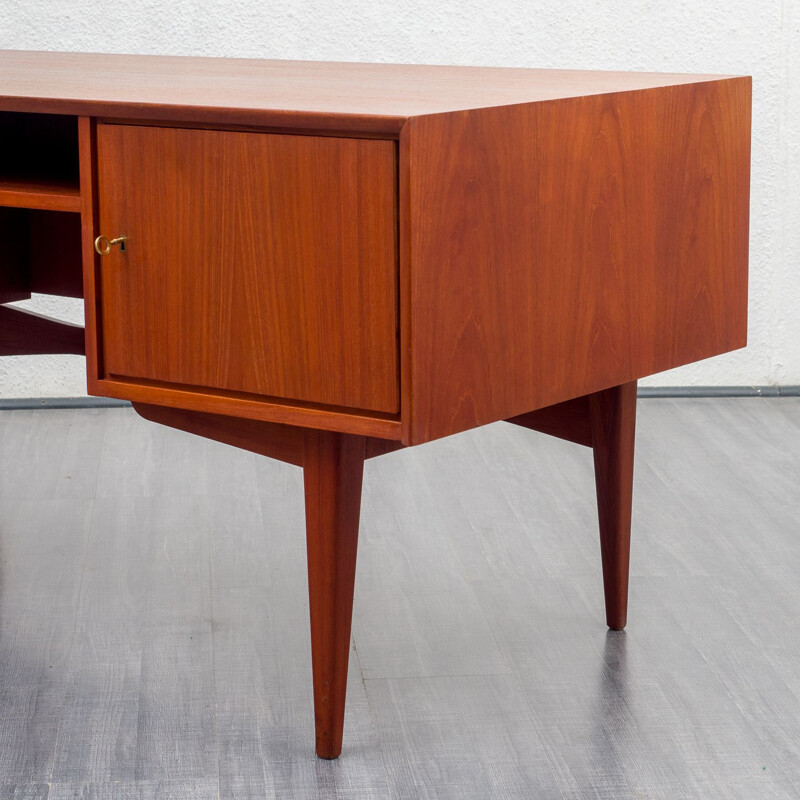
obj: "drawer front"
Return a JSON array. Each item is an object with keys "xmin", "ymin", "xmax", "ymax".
[{"xmin": 95, "ymin": 124, "xmax": 398, "ymax": 414}]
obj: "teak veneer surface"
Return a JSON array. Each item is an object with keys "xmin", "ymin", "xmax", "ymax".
[
  {"xmin": 403, "ymin": 78, "xmax": 751, "ymax": 442},
  {"xmin": 95, "ymin": 124, "xmax": 398, "ymax": 415},
  {"xmin": 0, "ymin": 50, "xmax": 736, "ymax": 130}
]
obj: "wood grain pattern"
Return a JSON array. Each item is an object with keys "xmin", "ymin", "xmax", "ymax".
[
  {"xmin": 402, "ymin": 77, "xmax": 750, "ymax": 443},
  {"xmin": 0, "ymin": 50, "xmax": 736, "ymax": 133},
  {"xmin": 95, "ymin": 124, "xmax": 398, "ymax": 415},
  {"xmin": 590, "ymin": 381, "xmax": 637, "ymax": 630},
  {"xmin": 303, "ymin": 430, "xmax": 366, "ymax": 759}
]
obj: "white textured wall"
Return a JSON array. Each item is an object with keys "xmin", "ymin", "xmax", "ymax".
[{"xmin": 0, "ymin": 0, "xmax": 795, "ymax": 396}]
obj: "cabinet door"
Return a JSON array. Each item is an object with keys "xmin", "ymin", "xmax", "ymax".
[{"xmin": 95, "ymin": 124, "xmax": 398, "ymax": 414}]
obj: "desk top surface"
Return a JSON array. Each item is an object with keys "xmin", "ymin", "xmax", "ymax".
[{"xmin": 0, "ymin": 50, "xmax": 735, "ymax": 132}]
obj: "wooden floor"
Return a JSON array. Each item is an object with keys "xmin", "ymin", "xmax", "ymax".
[{"xmin": 0, "ymin": 398, "xmax": 798, "ymax": 799}]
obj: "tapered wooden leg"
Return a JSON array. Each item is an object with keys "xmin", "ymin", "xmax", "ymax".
[
  {"xmin": 589, "ymin": 381, "xmax": 637, "ymax": 631},
  {"xmin": 303, "ymin": 430, "xmax": 366, "ymax": 759}
]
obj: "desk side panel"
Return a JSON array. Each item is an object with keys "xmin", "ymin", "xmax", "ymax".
[{"xmin": 403, "ymin": 78, "xmax": 751, "ymax": 444}]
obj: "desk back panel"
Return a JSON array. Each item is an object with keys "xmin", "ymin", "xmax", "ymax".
[{"xmin": 402, "ymin": 77, "xmax": 751, "ymax": 444}]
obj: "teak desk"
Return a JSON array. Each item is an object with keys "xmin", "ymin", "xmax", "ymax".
[{"xmin": 0, "ymin": 51, "xmax": 751, "ymax": 759}]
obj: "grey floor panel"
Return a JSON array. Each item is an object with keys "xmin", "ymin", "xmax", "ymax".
[
  {"xmin": 364, "ymin": 674, "xmax": 562, "ymax": 800},
  {"xmin": 50, "ymin": 498, "xmax": 148, "ymax": 783},
  {"xmin": 47, "ymin": 780, "xmax": 219, "ymax": 799},
  {"xmin": 0, "ymin": 787, "xmax": 49, "ymax": 800},
  {"xmin": 133, "ymin": 496, "xmax": 217, "ymax": 782},
  {"xmin": 0, "ymin": 499, "xmax": 92, "ymax": 782},
  {"xmin": 0, "ymin": 399, "xmax": 798, "ymax": 797}
]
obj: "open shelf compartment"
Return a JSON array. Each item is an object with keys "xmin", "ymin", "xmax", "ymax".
[
  {"xmin": 0, "ymin": 112, "xmax": 80, "ymax": 212},
  {"xmin": 0, "ymin": 113, "xmax": 84, "ymax": 303}
]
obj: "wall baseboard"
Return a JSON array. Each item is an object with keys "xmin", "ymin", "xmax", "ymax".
[
  {"xmin": 0, "ymin": 397, "xmax": 132, "ymax": 410},
  {"xmin": 0, "ymin": 387, "xmax": 798, "ymax": 411},
  {"xmin": 637, "ymin": 385, "xmax": 800, "ymax": 398}
]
